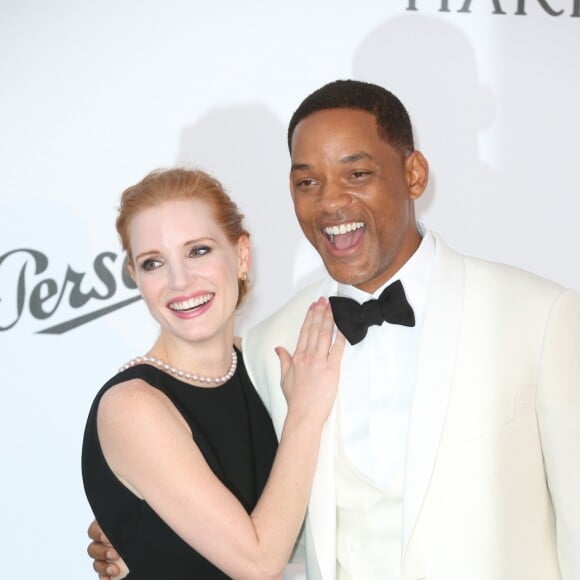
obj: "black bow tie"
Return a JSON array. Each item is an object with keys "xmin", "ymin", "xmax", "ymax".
[{"xmin": 329, "ymin": 280, "xmax": 415, "ymax": 345}]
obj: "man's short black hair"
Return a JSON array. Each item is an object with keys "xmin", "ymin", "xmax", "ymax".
[{"xmin": 287, "ymin": 79, "xmax": 414, "ymax": 155}]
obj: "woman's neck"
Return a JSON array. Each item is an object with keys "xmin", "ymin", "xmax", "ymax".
[{"xmin": 148, "ymin": 331, "xmax": 235, "ymax": 379}]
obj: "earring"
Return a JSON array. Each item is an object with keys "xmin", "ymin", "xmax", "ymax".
[{"xmin": 240, "ymin": 272, "xmax": 249, "ymax": 282}]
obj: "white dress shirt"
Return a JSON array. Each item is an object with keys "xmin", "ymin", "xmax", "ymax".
[{"xmin": 337, "ymin": 227, "xmax": 435, "ymax": 489}]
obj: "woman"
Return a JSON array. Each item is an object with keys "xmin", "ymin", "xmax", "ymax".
[{"xmin": 82, "ymin": 168, "xmax": 344, "ymax": 579}]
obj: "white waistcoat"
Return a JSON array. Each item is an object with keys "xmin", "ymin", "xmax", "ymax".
[{"xmin": 335, "ymin": 419, "xmax": 404, "ymax": 580}]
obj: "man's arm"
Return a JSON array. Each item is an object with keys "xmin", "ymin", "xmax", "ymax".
[
  {"xmin": 87, "ymin": 520, "xmax": 128, "ymax": 579},
  {"xmin": 537, "ymin": 288, "xmax": 580, "ymax": 579}
]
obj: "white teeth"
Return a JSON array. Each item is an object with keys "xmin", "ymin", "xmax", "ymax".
[
  {"xmin": 323, "ymin": 222, "xmax": 365, "ymax": 236},
  {"xmin": 169, "ymin": 293, "xmax": 214, "ymax": 311}
]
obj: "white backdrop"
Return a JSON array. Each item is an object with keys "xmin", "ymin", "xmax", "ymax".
[{"xmin": 1, "ymin": 1, "xmax": 579, "ymax": 577}]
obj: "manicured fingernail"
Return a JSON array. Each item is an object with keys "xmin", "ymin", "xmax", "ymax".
[
  {"xmin": 106, "ymin": 549, "xmax": 116, "ymax": 559},
  {"xmin": 107, "ymin": 565, "xmax": 116, "ymax": 574}
]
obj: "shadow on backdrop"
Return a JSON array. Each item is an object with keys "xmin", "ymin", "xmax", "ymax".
[
  {"xmin": 176, "ymin": 105, "xmax": 306, "ymax": 332},
  {"xmin": 353, "ymin": 14, "xmax": 497, "ymax": 254}
]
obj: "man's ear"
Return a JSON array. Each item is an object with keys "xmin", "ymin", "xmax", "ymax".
[
  {"xmin": 237, "ymin": 234, "xmax": 251, "ymax": 277},
  {"xmin": 405, "ymin": 150, "xmax": 429, "ymax": 200}
]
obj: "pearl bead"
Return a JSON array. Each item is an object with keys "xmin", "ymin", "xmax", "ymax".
[{"xmin": 119, "ymin": 349, "xmax": 237, "ymax": 385}]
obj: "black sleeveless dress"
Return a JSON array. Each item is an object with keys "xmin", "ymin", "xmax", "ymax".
[{"xmin": 82, "ymin": 348, "xmax": 278, "ymax": 579}]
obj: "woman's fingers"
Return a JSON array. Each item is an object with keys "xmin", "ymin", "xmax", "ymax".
[
  {"xmin": 278, "ymin": 297, "xmax": 342, "ymax": 382},
  {"xmin": 274, "ymin": 346, "xmax": 292, "ymax": 380},
  {"xmin": 293, "ymin": 300, "xmax": 317, "ymax": 354},
  {"xmin": 294, "ymin": 298, "xmax": 335, "ymax": 357},
  {"xmin": 316, "ymin": 301, "xmax": 338, "ymax": 353},
  {"xmin": 302, "ymin": 298, "xmax": 328, "ymax": 354}
]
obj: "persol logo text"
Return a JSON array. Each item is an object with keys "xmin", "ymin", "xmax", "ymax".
[
  {"xmin": 0, "ymin": 249, "xmax": 140, "ymax": 334},
  {"xmin": 407, "ymin": 0, "xmax": 580, "ymax": 16}
]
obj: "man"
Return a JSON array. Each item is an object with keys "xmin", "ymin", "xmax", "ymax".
[{"xmin": 89, "ymin": 80, "xmax": 580, "ymax": 579}]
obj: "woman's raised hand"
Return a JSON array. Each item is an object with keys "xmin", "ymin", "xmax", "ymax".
[{"xmin": 275, "ymin": 297, "xmax": 345, "ymax": 425}]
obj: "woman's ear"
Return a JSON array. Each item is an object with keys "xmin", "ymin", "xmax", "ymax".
[
  {"xmin": 237, "ymin": 235, "xmax": 251, "ymax": 278},
  {"xmin": 125, "ymin": 256, "xmax": 137, "ymax": 284}
]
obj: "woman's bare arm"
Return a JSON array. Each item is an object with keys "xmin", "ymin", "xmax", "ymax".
[{"xmin": 97, "ymin": 298, "xmax": 344, "ymax": 580}]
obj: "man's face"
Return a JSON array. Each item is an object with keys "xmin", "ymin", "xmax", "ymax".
[{"xmin": 289, "ymin": 108, "xmax": 427, "ymax": 293}]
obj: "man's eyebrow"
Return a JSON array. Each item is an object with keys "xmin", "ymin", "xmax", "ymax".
[
  {"xmin": 290, "ymin": 162, "xmax": 312, "ymax": 172},
  {"xmin": 291, "ymin": 152, "xmax": 373, "ymax": 172},
  {"xmin": 340, "ymin": 152, "xmax": 373, "ymax": 164}
]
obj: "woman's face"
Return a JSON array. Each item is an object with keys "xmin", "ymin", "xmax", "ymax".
[{"xmin": 128, "ymin": 198, "xmax": 250, "ymax": 347}]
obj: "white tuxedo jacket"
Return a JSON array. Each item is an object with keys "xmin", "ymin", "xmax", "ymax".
[{"xmin": 243, "ymin": 235, "xmax": 580, "ymax": 580}]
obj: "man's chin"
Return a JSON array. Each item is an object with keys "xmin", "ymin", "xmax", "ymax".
[
  {"xmin": 322, "ymin": 263, "xmax": 364, "ymax": 286},
  {"xmin": 322, "ymin": 261, "xmax": 390, "ymax": 294}
]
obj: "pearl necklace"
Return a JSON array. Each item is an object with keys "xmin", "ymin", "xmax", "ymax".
[{"xmin": 119, "ymin": 349, "xmax": 237, "ymax": 385}]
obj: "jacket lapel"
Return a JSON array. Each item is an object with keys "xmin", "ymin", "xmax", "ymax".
[
  {"xmin": 402, "ymin": 235, "xmax": 465, "ymax": 554},
  {"xmin": 305, "ymin": 277, "xmax": 339, "ymax": 579},
  {"xmin": 306, "ymin": 406, "xmax": 338, "ymax": 579}
]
